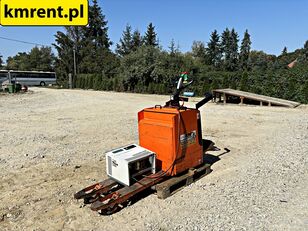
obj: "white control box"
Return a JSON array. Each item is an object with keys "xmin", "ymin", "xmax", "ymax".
[{"xmin": 106, "ymin": 144, "xmax": 156, "ymax": 186}]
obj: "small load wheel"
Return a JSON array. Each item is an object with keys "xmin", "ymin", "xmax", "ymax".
[
  {"xmin": 100, "ymin": 204, "xmax": 121, "ymax": 215},
  {"xmin": 40, "ymin": 81, "xmax": 46, "ymax": 86},
  {"xmin": 83, "ymin": 194, "xmax": 99, "ymax": 204}
]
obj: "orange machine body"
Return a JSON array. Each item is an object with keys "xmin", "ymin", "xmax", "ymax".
[{"xmin": 138, "ymin": 107, "xmax": 203, "ymax": 176}]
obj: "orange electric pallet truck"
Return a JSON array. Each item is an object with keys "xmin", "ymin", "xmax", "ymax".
[{"xmin": 74, "ymin": 72, "xmax": 214, "ymax": 214}]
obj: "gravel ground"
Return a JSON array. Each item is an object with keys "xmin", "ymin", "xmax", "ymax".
[{"xmin": 0, "ymin": 88, "xmax": 307, "ymax": 231}]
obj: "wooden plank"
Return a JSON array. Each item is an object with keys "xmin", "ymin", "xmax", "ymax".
[{"xmin": 212, "ymin": 88, "xmax": 300, "ymax": 108}]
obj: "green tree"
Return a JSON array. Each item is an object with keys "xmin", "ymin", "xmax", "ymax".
[
  {"xmin": 28, "ymin": 47, "xmax": 55, "ymax": 71},
  {"xmin": 206, "ymin": 30, "xmax": 221, "ymax": 67},
  {"xmin": 229, "ymin": 28, "xmax": 239, "ymax": 71},
  {"xmin": 6, "ymin": 47, "xmax": 54, "ymax": 71},
  {"xmin": 281, "ymin": 46, "xmax": 288, "ymax": 56},
  {"xmin": 131, "ymin": 30, "xmax": 143, "ymax": 51},
  {"xmin": 191, "ymin": 41, "xmax": 207, "ymax": 63},
  {"xmin": 6, "ymin": 52, "xmax": 28, "ymax": 70},
  {"xmin": 169, "ymin": 39, "xmax": 180, "ymax": 56},
  {"xmin": 53, "ymin": 28, "xmax": 80, "ymax": 84},
  {"xmin": 221, "ymin": 28, "xmax": 231, "ymax": 69},
  {"xmin": 80, "ymin": 45, "xmax": 119, "ymax": 74},
  {"xmin": 248, "ymin": 50, "xmax": 272, "ymax": 71},
  {"xmin": 53, "ymin": 26, "xmax": 85, "ymax": 81},
  {"xmin": 84, "ymin": 0, "xmax": 112, "ymax": 49},
  {"xmin": 211, "ymin": 78, "xmax": 219, "ymax": 90},
  {"xmin": 53, "ymin": 0, "xmax": 116, "ymax": 85},
  {"xmin": 276, "ymin": 46, "xmax": 291, "ymax": 68},
  {"xmin": 239, "ymin": 30, "xmax": 251, "ymax": 70},
  {"xmin": 221, "ymin": 28, "xmax": 239, "ymax": 71},
  {"xmin": 116, "ymin": 24, "xmax": 133, "ymax": 56},
  {"xmin": 79, "ymin": 0, "xmax": 114, "ymax": 73},
  {"xmin": 144, "ymin": 23, "xmax": 158, "ymax": 47},
  {"xmin": 239, "ymin": 71, "xmax": 248, "ymax": 91},
  {"xmin": 120, "ymin": 46, "xmax": 172, "ymax": 91}
]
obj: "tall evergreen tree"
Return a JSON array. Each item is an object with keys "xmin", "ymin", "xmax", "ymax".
[
  {"xmin": 239, "ymin": 71, "xmax": 249, "ymax": 91},
  {"xmin": 53, "ymin": 0, "xmax": 115, "ymax": 82},
  {"xmin": 281, "ymin": 46, "xmax": 288, "ymax": 56},
  {"xmin": 131, "ymin": 30, "xmax": 143, "ymax": 51},
  {"xmin": 221, "ymin": 28, "xmax": 231, "ymax": 69},
  {"xmin": 144, "ymin": 23, "xmax": 158, "ymax": 47},
  {"xmin": 53, "ymin": 30, "xmax": 76, "ymax": 82},
  {"xmin": 239, "ymin": 29, "xmax": 251, "ymax": 70},
  {"xmin": 67, "ymin": 26, "xmax": 85, "ymax": 73},
  {"xmin": 206, "ymin": 30, "xmax": 222, "ymax": 67},
  {"xmin": 229, "ymin": 28, "xmax": 239, "ymax": 71},
  {"xmin": 116, "ymin": 24, "xmax": 133, "ymax": 56},
  {"xmin": 84, "ymin": 0, "xmax": 112, "ymax": 49},
  {"xmin": 53, "ymin": 27, "xmax": 83, "ymax": 76},
  {"xmin": 81, "ymin": 1, "xmax": 115, "ymax": 73},
  {"xmin": 277, "ymin": 46, "xmax": 290, "ymax": 68},
  {"xmin": 169, "ymin": 39, "xmax": 176, "ymax": 55},
  {"xmin": 221, "ymin": 28, "xmax": 239, "ymax": 71},
  {"xmin": 169, "ymin": 39, "xmax": 179, "ymax": 56}
]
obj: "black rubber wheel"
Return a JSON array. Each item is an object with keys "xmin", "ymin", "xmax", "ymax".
[
  {"xmin": 100, "ymin": 204, "xmax": 120, "ymax": 215},
  {"xmin": 83, "ymin": 195, "xmax": 99, "ymax": 204},
  {"xmin": 40, "ymin": 81, "xmax": 46, "ymax": 86}
]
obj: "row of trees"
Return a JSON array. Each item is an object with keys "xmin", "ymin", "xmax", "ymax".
[
  {"xmin": 191, "ymin": 28, "xmax": 251, "ymax": 71},
  {"xmin": 116, "ymin": 23, "xmax": 158, "ymax": 56},
  {"xmin": 5, "ymin": 47, "xmax": 55, "ymax": 71},
  {"xmin": 1, "ymin": 0, "xmax": 307, "ymax": 103}
]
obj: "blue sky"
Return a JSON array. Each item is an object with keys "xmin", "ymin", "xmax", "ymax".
[{"xmin": 0, "ymin": 0, "xmax": 308, "ymax": 61}]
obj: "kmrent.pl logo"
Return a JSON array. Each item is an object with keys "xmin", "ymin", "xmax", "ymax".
[{"xmin": 0, "ymin": 0, "xmax": 88, "ymax": 26}]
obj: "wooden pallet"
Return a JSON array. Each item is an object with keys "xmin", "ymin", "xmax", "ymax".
[{"xmin": 155, "ymin": 164, "xmax": 212, "ymax": 199}]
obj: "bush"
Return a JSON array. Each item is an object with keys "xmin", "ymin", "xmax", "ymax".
[{"xmin": 72, "ymin": 60, "xmax": 308, "ymax": 104}]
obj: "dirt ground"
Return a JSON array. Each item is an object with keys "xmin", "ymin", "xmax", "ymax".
[{"xmin": 0, "ymin": 88, "xmax": 307, "ymax": 231}]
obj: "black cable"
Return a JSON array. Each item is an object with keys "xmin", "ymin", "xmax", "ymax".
[{"xmin": 0, "ymin": 36, "xmax": 46, "ymax": 47}]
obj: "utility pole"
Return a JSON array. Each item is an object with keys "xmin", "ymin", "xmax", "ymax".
[
  {"xmin": 69, "ymin": 73, "xmax": 73, "ymax": 89},
  {"xmin": 73, "ymin": 47, "xmax": 77, "ymax": 88},
  {"xmin": 73, "ymin": 48, "xmax": 77, "ymax": 76}
]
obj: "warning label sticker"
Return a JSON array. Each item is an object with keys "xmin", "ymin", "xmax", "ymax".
[{"xmin": 180, "ymin": 130, "xmax": 196, "ymax": 147}]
